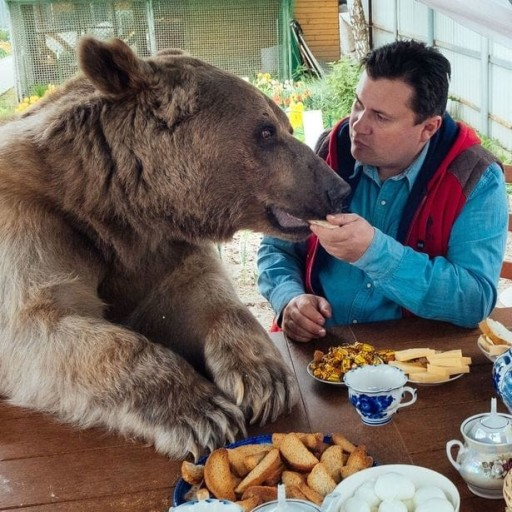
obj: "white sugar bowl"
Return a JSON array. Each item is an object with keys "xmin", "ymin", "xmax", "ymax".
[{"xmin": 446, "ymin": 398, "xmax": 512, "ymax": 499}]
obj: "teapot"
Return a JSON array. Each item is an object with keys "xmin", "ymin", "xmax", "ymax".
[{"xmin": 446, "ymin": 398, "xmax": 512, "ymax": 499}]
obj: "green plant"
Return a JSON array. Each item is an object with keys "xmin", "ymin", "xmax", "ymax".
[
  {"xmin": 303, "ymin": 56, "xmax": 361, "ymax": 127},
  {"xmin": 479, "ymin": 132, "xmax": 512, "ymax": 165},
  {"xmin": 15, "ymin": 83, "xmax": 56, "ymax": 113},
  {"xmin": 0, "ymin": 29, "xmax": 10, "ymax": 42},
  {"xmin": 0, "ymin": 88, "xmax": 17, "ymax": 121},
  {"xmin": 32, "ymin": 84, "xmax": 51, "ymax": 97}
]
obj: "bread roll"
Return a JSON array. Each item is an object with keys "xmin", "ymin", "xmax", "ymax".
[{"xmin": 479, "ymin": 318, "xmax": 512, "ymax": 345}]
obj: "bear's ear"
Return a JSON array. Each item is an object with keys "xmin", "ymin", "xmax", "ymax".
[
  {"xmin": 78, "ymin": 37, "xmax": 149, "ymax": 97},
  {"xmin": 156, "ymin": 48, "xmax": 188, "ymax": 58}
]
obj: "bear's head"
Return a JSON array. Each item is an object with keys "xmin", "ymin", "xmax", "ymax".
[{"xmin": 31, "ymin": 37, "xmax": 350, "ymax": 249}]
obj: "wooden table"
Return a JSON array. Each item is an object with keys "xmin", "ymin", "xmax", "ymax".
[{"xmin": 1, "ymin": 309, "xmax": 511, "ymax": 511}]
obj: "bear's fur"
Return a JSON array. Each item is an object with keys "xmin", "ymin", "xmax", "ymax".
[{"xmin": 0, "ymin": 38, "xmax": 350, "ymax": 459}]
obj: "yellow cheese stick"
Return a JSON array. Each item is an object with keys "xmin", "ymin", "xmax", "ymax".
[
  {"xmin": 389, "ymin": 361, "xmax": 427, "ymax": 373},
  {"xmin": 431, "ymin": 365, "xmax": 471, "ymax": 375},
  {"xmin": 408, "ymin": 372, "xmax": 449, "ymax": 383},
  {"xmin": 432, "ymin": 349, "xmax": 463, "ymax": 358},
  {"xmin": 394, "ymin": 348, "xmax": 436, "ymax": 361},
  {"xmin": 426, "ymin": 356, "xmax": 472, "ymax": 366},
  {"xmin": 425, "ymin": 364, "xmax": 451, "ymax": 377}
]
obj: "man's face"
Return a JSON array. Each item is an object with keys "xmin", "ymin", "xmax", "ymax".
[{"xmin": 349, "ymin": 71, "xmax": 441, "ymax": 178}]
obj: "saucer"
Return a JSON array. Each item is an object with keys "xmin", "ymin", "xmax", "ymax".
[
  {"xmin": 307, "ymin": 361, "xmax": 346, "ymax": 385},
  {"xmin": 477, "ymin": 334, "xmax": 509, "ymax": 362},
  {"xmin": 407, "ymin": 373, "xmax": 464, "ymax": 386}
]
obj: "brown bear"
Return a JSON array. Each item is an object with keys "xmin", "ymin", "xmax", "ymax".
[{"xmin": 0, "ymin": 37, "xmax": 350, "ymax": 459}]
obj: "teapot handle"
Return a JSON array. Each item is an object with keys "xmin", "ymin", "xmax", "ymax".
[{"xmin": 446, "ymin": 439, "xmax": 464, "ymax": 470}]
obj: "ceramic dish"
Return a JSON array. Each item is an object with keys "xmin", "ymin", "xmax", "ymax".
[
  {"xmin": 173, "ymin": 434, "xmax": 336, "ymax": 506},
  {"xmin": 170, "ymin": 499, "xmax": 243, "ymax": 512},
  {"xmin": 307, "ymin": 361, "xmax": 347, "ymax": 385},
  {"xmin": 477, "ymin": 334, "xmax": 509, "ymax": 362},
  {"xmin": 407, "ymin": 372, "xmax": 464, "ymax": 386},
  {"xmin": 321, "ymin": 463, "xmax": 460, "ymax": 512}
]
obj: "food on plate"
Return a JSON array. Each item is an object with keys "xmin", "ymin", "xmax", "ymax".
[
  {"xmin": 271, "ymin": 432, "xmax": 323, "ymax": 452},
  {"xmin": 331, "ymin": 432, "xmax": 357, "ymax": 454},
  {"xmin": 340, "ymin": 445, "xmax": 374, "ymax": 479},
  {"xmin": 309, "ymin": 219, "xmax": 338, "ymax": 229},
  {"xmin": 393, "ymin": 348, "xmax": 436, "ymax": 361},
  {"xmin": 278, "ymin": 432, "xmax": 319, "ymax": 472},
  {"xmin": 478, "ymin": 317, "xmax": 512, "ymax": 356},
  {"xmin": 337, "ymin": 471, "xmax": 455, "ymax": 512},
  {"xmin": 320, "ymin": 445, "xmax": 346, "ymax": 481},
  {"xmin": 204, "ymin": 447, "xmax": 237, "ymax": 501},
  {"xmin": 235, "ymin": 448, "xmax": 282, "ymax": 494},
  {"xmin": 310, "ymin": 342, "xmax": 395, "ymax": 383},
  {"xmin": 228, "ymin": 444, "xmax": 274, "ymax": 478},
  {"xmin": 389, "ymin": 347, "xmax": 471, "ymax": 384},
  {"xmin": 180, "ymin": 432, "xmax": 373, "ymax": 511},
  {"xmin": 181, "ymin": 460, "xmax": 205, "ymax": 485},
  {"xmin": 306, "ymin": 462, "xmax": 337, "ymax": 496}
]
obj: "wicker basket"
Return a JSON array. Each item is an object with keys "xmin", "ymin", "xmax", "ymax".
[{"xmin": 504, "ymin": 470, "xmax": 512, "ymax": 511}]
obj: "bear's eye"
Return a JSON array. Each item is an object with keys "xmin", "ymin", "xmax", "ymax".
[{"xmin": 260, "ymin": 125, "xmax": 276, "ymax": 140}]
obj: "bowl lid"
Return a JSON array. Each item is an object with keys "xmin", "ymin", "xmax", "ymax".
[{"xmin": 465, "ymin": 398, "xmax": 512, "ymax": 444}]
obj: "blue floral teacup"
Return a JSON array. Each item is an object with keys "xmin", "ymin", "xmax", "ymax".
[{"xmin": 344, "ymin": 364, "xmax": 417, "ymax": 426}]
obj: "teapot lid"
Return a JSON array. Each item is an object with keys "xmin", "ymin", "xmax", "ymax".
[{"xmin": 465, "ymin": 398, "xmax": 512, "ymax": 444}]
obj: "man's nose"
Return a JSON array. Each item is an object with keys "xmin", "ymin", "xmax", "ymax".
[{"xmin": 352, "ymin": 111, "xmax": 370, "ymax": 133}]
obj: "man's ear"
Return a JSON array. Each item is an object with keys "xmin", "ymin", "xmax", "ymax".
[{"xmin": 420, "ymin": 115, "xmax": 443, "ymax": 143}]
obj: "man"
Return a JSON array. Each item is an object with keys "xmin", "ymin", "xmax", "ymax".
[{"xmin": 257, "ymin": 39, "xmax": 508, "ymax": 342}]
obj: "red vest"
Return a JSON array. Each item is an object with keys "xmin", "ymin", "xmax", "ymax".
[{"xmin": 305, "ymin": 117, "xmax": 497, "ymax": 301}]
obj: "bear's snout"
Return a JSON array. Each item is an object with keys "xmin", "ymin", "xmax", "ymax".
[{"xmin": 326, "ymin": 178, "xmax": 351, "ymax": 213}]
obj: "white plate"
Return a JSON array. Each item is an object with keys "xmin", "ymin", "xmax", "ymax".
[
  {"xmin": 321, "ymin": 464, "xmax": 460, "ymax": 512},
  {"xmin": 477, "ymin": 336, "xmax": 498, "ymax": 362},
  {"xmin": 307, "ymin": 361, "xmax": 346, "ymax": 386},
  {"xmin": 407, "ymin": 372, "xmax": 464, "ymax": 386},
  {"xmin": 476, "ymin": 334, "xmax": 510, "ymax": 362}
]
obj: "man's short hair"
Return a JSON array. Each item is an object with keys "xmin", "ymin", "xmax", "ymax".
[{"xmin": 361, "ymin": 40, "xmax": 451, "ymax": 123}]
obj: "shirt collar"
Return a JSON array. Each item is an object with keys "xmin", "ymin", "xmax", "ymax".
[{"xmin": 353, "ymin": 141, "xmax": 431, "ymax": 191}]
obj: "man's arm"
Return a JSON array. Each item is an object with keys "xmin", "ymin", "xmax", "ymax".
[
  {"xmin": 352, "ymin": 163, "xmax": 508, "ymax": 327},
  {"xmin": 256, "ymin": 236, "xmax": 308, "ymax": 320}
]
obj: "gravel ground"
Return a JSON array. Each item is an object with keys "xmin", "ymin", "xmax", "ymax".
[{"xmin": 220, "ymin": 231, "xmax": 275, "ymax": 329}]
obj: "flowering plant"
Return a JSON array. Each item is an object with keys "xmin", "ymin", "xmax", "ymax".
[
  {"xmin": 251, "ymin": 72, "xmax": 313, "ymax": 110},
  {"xmin": 16, "ymin": 84, "xmax": 56, "ymax": 113},
  {"xmin": 251, "ymin": 73, "xmax": 314, "ymax": 130}
]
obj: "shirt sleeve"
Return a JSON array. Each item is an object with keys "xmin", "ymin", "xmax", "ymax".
[
  {"xmin": 352, "ymin": 162, "xmax": 508, "ymax": 328},
  {"xmin": 256, "ymin": 235, "xmax": 308, "ymax": 318}
]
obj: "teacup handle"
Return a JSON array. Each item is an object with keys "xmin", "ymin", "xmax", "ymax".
[
  {"xmin": 446, "ymin": 439, "xmax": 464, "ymax": 470},
  {"xmin": 397, "ymin": 386, "xmax": 417, "ymax": 409}
]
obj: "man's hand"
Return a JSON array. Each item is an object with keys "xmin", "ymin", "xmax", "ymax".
[
  {"xmin": 309, "ymin": 213, "xmax": 375, "ymax": 262},
  {"xmin": 282, "ymin": 294, "xmax": 332, "ymax": 342}
]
